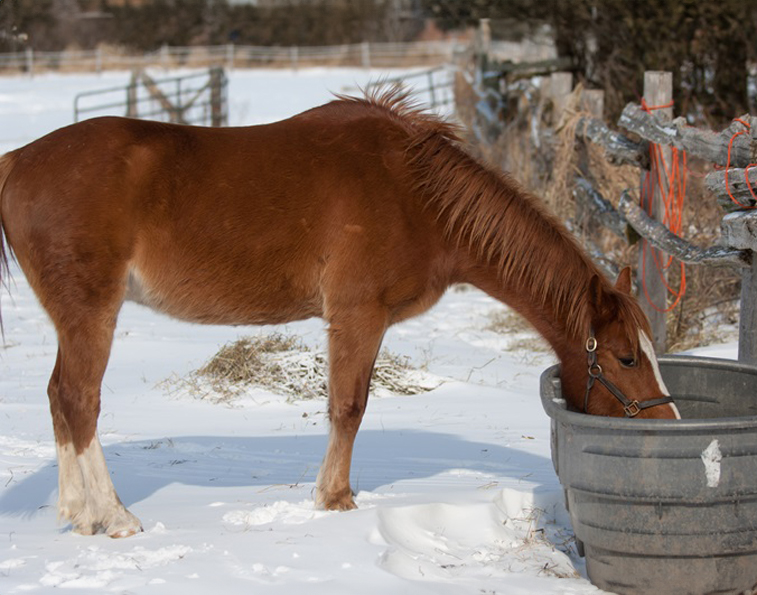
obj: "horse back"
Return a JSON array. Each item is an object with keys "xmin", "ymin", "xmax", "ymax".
[{"xmin": 0, "ymin": 110, "xmax": 457, "ymax": 328}]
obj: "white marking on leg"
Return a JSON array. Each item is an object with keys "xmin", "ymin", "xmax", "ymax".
[
  {"xmin": 56, "ymin": 442, "xmax": 85, "ymax": 522},
  {"xmin": 316, "ymin": 429, "xmax": 338, "ymax": 508},
  {"xmin": 74, "ymin": 435, "xmax": 142, "ymax": 537},
  {"xmin": 639, "ymin": 331, "xmax": 681, "ymax": 419}
]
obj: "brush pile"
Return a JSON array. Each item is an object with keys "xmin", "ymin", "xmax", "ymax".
[{"xmin": 171, "ymin": 333, "xmax": 441, "ymax": 404}]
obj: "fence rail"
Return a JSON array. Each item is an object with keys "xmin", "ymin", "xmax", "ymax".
[
  {"xmin": 0, "ymin": 40, "xmax": 468, "ymax": 75},
  {"xmin": 346, "ymin": 65, "xmax": 456, "ymax": 116},
  {"xmin": 74, "ymin": 68, "xmax": 227, "ymax": 127}
]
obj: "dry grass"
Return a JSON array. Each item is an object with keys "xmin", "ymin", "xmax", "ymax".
[
  {"xmin": 168, "ymin": 332, "xmax": 440, "ymax": 404},
  {"xmin": 486, "ymin": 308, "xmax": 552, "ymax": 353}
]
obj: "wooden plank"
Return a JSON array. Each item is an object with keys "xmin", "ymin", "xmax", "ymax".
[
  {"xmin": 139, "ymin": 70, "xmax": 187, "ymax": 124},
  {"xmin": 639, "ymin": 71, "xmax": 671, "ymax": 353}
]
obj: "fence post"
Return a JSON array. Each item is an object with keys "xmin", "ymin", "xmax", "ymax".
[
  {"xmin": 550, "ymin": 72, "xmax": 573, "ymax": 123},
  {"xmin": 226, "ymin": 44, "xmax": 235, "ymax": 70},
  {"xmin": 739, "ymin": 259, "xmax": 757, "ymax": 364},
  {"xmin": 476, "ymin": 18, "xmax": 491, "ymax": 76},
  {"xmin": 160, "ymin": 44, "xmax": 169, "ymax": 69},
  {"xmin": 210, "ymin": 67, "xmax": 227, "ymax": 127},
  {"xmin": 427, "ymin": 70, "xmax": 436, "ymax": 109},
  {"xmin": 581, "ymin": 89, "xmax": 604, "ymax": 119},
  {"xmin": 639, "ymin": 71, "xmax": 672, "ymax": 353},
  {"xmin": 126, "ymin": 70, "xmax": 139, "ymax": 118},
  {"xmin": 575, "ymin": 89, "xmax": 605, "ymax": 227},
  {"xmin": 25, "ymin": 48, "xmax": 33, "ymax": 76},
  {"xmin": 361, "ymin": 41, "xmax": 371, "ymax": 69}
]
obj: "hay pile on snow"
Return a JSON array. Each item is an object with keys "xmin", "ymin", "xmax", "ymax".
[{"xmin": 173, "ymin": 333, "xmax": 441, "ymax": 404}]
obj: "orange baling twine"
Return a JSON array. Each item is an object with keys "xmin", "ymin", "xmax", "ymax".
[
  {"xmin": 639, "ymin": 98, "xmax": 687, "ymax": 312},
  {"xmin": 723, "ymin": 117, "xmax": 757, "ymax": 210}
]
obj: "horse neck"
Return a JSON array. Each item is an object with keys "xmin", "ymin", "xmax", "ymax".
[
  {"xmin": 404, "ymin": 119, "xmax": 603, "ymax": 357},
  {"xmin": 446, "ymin": 181, "xmax": 602, "ymax": 359},
  {"xmin": 463, "ymin": 253, "xmax": 595, "ymax": 360}
]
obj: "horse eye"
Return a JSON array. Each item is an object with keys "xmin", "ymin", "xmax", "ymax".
[{"xmin": 618, "ymin": 357, "xmax": 637, "ymax": 368}]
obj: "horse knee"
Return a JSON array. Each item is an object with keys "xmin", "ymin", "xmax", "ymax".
[
  {"xmin": 329, "ymin": 398, "xmax": 367, "ymax": 436},
  {"xmin": 54, "ymin": 383, "xmax": 100, "ymax": 452}
]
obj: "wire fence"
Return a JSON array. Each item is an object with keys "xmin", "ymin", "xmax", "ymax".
[{"xmin": 0, "ymin": 40, "xmax": 469, "ymax": 75}]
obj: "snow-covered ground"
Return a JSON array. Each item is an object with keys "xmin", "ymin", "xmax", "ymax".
[{"xmin": 0, "ymin": 68, "xmax": 737, "ymax": 594}]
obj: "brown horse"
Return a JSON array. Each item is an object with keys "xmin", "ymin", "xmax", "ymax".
[{"xmin": 0, "ymin": 89, "xmax": 678, "ymax": 538}]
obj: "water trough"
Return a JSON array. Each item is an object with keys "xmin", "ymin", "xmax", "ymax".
[{"xmin": 540, "ymin": 355, "xmax": 757, "ymax": 595}]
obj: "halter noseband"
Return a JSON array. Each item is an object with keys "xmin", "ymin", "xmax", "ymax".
[{"xmin": 583, "ymin": 334, "xmax": 674, "ymax": 417}]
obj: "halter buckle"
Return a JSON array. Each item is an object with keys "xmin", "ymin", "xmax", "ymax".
[
  {"xmin": 586, "ymin": 337, "xmax": 597, "ymax": 352},
  {"xmin": 624, "ymin": 401, "xmax": 641, "ymax": 417}
]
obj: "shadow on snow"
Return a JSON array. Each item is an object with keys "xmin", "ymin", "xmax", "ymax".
[{"xmin": 0, "ymin": 429, "xmax": 554, "ymax": 519}]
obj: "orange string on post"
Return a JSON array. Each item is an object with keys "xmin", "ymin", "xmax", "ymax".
[
  {"xmin": 723, "ymin": 118, "xmax": 757, "ymax": 210},
  {"xmin": 638, "ymin": 99, "xmax": 687, "ymax": 313}
]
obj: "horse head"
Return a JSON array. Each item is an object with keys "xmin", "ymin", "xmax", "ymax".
[{"xmin": 560, "ymin": 267, "xmax": 681, "ymax": 419}]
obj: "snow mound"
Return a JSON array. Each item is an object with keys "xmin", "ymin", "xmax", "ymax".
[{"xmin": 375, "ymin": 488, "xmax": 578, "ymax": 584}]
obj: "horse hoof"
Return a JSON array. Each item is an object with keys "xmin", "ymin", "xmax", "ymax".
[
  {"xmin": 109, "ymin": 525, "xmax": 143, "ymax": 539},
  {"xmin": 106, "ymin": 510, "xmax": 143, "ymax": 538},
  {"xmin": 320, "ymin": 491, "xmax": 358, "ymax": 511}
]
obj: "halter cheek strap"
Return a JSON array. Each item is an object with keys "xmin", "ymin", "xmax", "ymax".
[{"xmin": 583, "ymin": 335, "xmax": 675, "ymax": 417}]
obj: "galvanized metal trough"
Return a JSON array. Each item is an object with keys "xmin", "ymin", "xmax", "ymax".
[{"xmin": 540, "ymin": 355, "xmax": 757, "ymax": 595}]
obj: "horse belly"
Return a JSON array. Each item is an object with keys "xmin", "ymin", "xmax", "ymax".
[{"xmin": 125, "ymin": 253, "xmax": 324, "ymax": 326}]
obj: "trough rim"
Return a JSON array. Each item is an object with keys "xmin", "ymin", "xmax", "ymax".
[{"xmin": 540, "ymin": 355, "xmax": 757, "ymax": 432}]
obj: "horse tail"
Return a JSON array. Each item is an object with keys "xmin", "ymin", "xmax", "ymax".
[
  {"xmin": 0, "ymin": 152, "xmax": 18, "ymax": 335},
  {"xmin": 0, "ymin": 151, "xmax": 16, "ymax": 265}
]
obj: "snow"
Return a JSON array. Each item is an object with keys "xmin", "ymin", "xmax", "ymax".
[{"xmin": 0, "ymin": 67, "xmax": 738, "ymax": 594}]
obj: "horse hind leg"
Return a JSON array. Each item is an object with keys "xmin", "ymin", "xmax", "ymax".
[
  {"xmin": 317, "ymin": 305, "xmax": 388, "ymax": 511},
  {"xmin": 48, "ymin": 352, "xmax": 86, "ymax": 525},
  {"xmin": 47, "ymin": 306, "xmax": 141, "ymax": 537}
]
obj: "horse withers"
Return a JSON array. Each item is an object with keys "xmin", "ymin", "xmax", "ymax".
[{"xmin": 0, "ymin": 90, "xmax": 679, "ymax": 537}]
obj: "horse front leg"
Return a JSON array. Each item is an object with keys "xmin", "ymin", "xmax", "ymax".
[{"xmin": 317, "ymin": 306, "xmax": 387, "ymax": 511}]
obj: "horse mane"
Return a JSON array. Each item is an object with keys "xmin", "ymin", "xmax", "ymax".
[{"xmin": 330, "ymin": 88, "xmax": 648, "ymax": 349}]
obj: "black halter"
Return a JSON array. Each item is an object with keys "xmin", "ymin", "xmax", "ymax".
[{"xmin": 583, "ymin": 335, "xmax": 675, "ymax": 417}]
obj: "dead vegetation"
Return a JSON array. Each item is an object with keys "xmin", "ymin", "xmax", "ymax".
[
  {"xmin": 485, "ymin": 308, "xmax": 552, "ymax": 354},
  {"xmin": 168, "ymin": 332, "xmax": 440, "ymax": 405}
]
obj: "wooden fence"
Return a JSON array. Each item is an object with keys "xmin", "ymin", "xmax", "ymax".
[{"xmin": 466, "ymin": 57, "xmax": 757, "ymax": 362}]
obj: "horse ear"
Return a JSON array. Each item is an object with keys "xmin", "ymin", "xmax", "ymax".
[
  {"xmin": 615, "ymin": 267, "xmax": 633, "ymax": 294},
  {"xmin": 588, "ymin": 274, "xmax": 604, "ymax": 311}
]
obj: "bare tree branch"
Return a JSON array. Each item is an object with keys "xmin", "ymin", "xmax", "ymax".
[
  {"xmin": 705, "ymin": 167, "xmax": 757, "ymax": 210},
  {"xmin": 618, "ymin": 191, "xmax": 750, "ymax": 268},
  {"xmin": 618, "ymin": 104, "xmax": 757, "ymax": 168},
  {"xmin": 721, "ymin": 210, "xmax": 757, "ymax": 253},
  {"xmin": 572, "ymin": 177, "xmax": 628, "ymax": 238},
  {"xmin": 574, "ymin": 117, "xmax": 647, "ymax": 168}
]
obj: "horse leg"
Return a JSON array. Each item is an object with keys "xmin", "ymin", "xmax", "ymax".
[
  {"xmin": 48, "ymin": 316, "xmax": 141, "ymax": 537},
  {"xmin": 48, "ymin": 351, "xmax": 86, "ymax": 524},
  {"xmin": 316, "ymin": 306, "xmax": 387, "ymax": 511}
]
